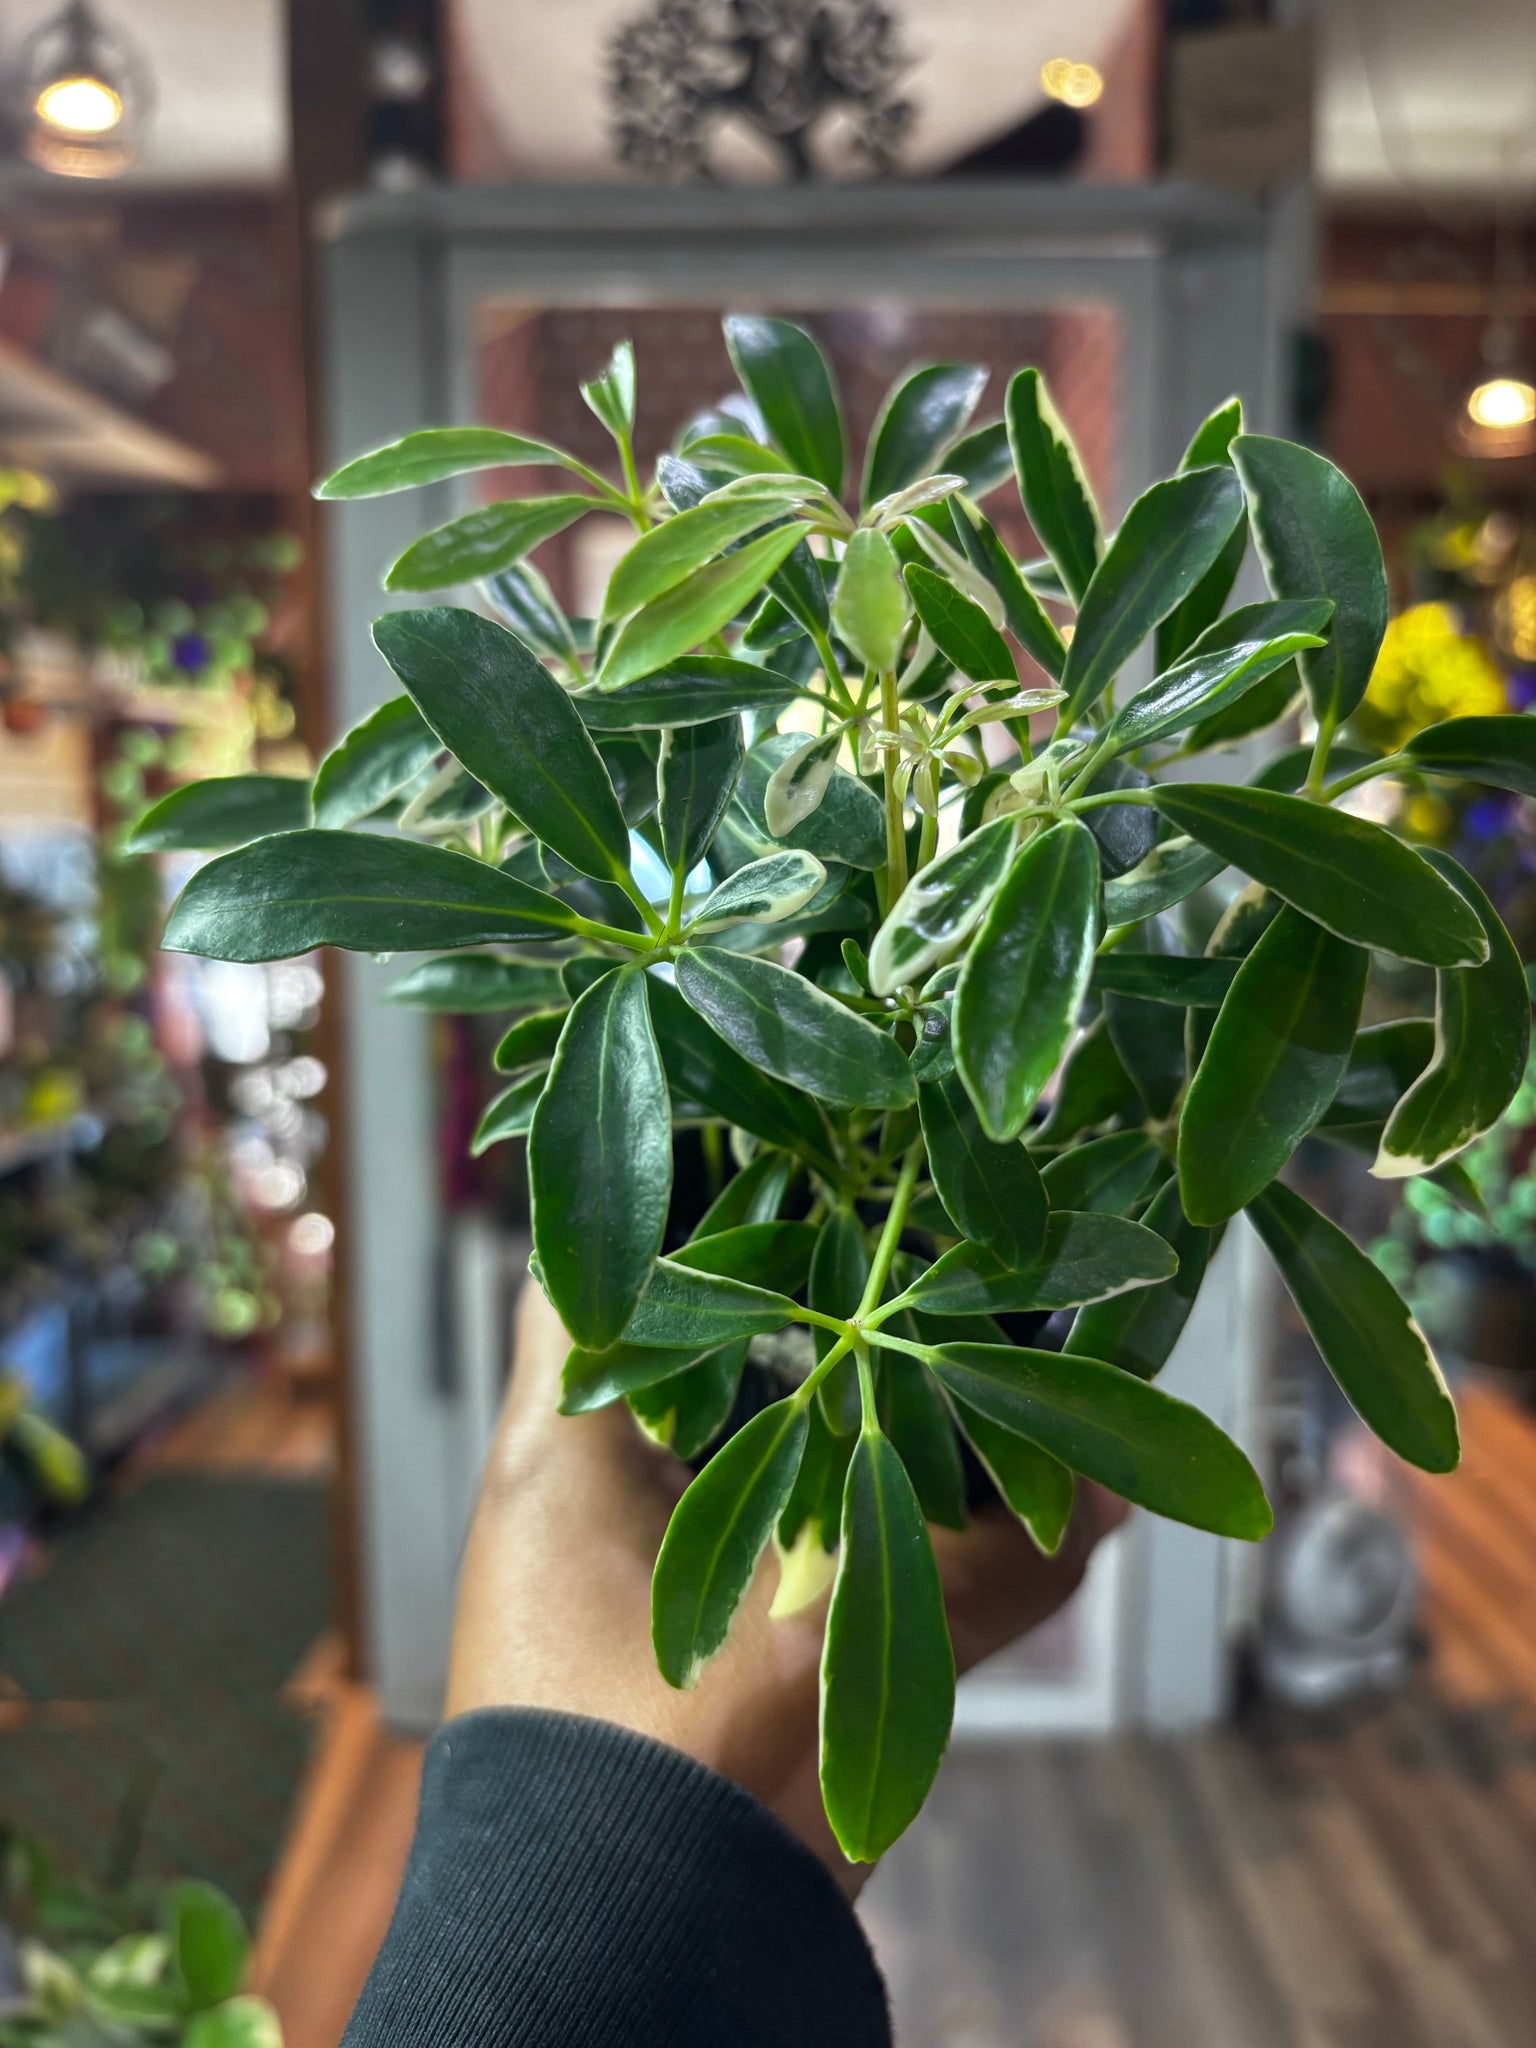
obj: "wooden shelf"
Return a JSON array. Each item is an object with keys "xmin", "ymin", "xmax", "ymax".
[{"xmin": 0, "ymin": 334, "xmax": 218, "ymax": 489}]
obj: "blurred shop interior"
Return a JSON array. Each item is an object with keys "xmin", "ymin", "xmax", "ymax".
[{"xmin": 1, "ymin": 3, "xmax": 1536, "ymax": 2045}]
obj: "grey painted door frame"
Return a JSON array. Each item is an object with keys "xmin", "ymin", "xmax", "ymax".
[{"xmin": 316, "ymin": 179, "xmax": 1301, "ymax": 1732}]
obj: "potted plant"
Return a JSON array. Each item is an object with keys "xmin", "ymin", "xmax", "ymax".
[{"xmin": 129, "ymin": 320, "xmax": 1534, "ymax": 1862}]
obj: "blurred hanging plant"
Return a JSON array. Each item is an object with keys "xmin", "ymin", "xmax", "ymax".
[
  {"xmin": 132, "ymin": 320, "xmax": 1536, "ymax": 1863},
  {"xmin": 0, "ymin": 1830, "xmax": 279, "ymax": 2048}
]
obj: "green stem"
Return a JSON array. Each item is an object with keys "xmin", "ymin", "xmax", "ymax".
[
  {"xmin": 568, "ymin": 915, "xmax": 658, "ymax": 955},
  {"xmin": 854, "ymin": 1139, "xmax": 924, "ymax": 1322},
  {"xmin": 614, "ymin": 869, "xmax": 666, "ymax": 937},
  {"xmin": 855, "ymin": 1341, "xmax": 878, "ymax": 1433},
  {"xmin": 1321, "ymin": 750, "xmax": 1411, "ymax": 802},
  {"xmin": 617, "ymin": 432, "xmax": 650, "ymax": 531},
  {"xmin": 915, "ymin": 763, "xmax": 939, "ymax": 871},
  {"xmin": 664, "ymin": 863, "xmax": 688, "ymax": 940},
  {"xmin": 1065, "ymin": 787, "xmax": 1157, "ymax": 814},
  {"xmin": 811, "ymin": 627, "xmax": 857, "ymax": 717},
  {"xmin": 794, "ymin": 1328, "xmax": 856, "ymax": 1408},
  {"xmin": 1063, "ymin": 731, "xmax": 1119, "ymax": 801},
  {"xmin": 1304, "ymin": 709, "xmax": 1337, "ymax": 798},
  {"xmin": 862, "ymin": 1326, "xmax": 938, "ymax": 1363},
  {"xmin": 878, "ymin": 667, "xmax": 908, "ymax": 911}
]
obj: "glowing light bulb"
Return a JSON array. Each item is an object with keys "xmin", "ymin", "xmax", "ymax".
[
  {"xmin": 35, "ymin": 73, "xmax": 123, "ymax": 136},
  {"xmin": 1040, "ymin": 58, "xmax": 1104, "ymax": 109},
  {"xmin": 1466, "ymin": 377, "xmax": 1536, "ymax": 431}
]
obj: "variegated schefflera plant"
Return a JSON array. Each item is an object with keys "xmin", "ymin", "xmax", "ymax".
[{"xmin": 132, "ymin": 320, "xmax": 1535, "ymax": 1862}]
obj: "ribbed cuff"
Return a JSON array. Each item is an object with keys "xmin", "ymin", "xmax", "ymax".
[{"xmin": 343, "ymin": 1707, "xmax": 891, "ymax": 2048}]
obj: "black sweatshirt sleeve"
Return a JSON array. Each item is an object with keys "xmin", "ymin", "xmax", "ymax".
[{"xmin": 342, "ymin": 1707, "xmax": 892, "ymax": 2048}]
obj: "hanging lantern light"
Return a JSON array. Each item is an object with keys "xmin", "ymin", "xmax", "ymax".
[{"xmin": 9, "ymin": 0, "xmax": 152, "ymax": 179}]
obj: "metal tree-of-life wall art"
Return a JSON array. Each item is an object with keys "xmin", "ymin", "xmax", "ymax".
[{"xmin": 608, "ymin": 0, "xmax": 914, "ymax": 182}]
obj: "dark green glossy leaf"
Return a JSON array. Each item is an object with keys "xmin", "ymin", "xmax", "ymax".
[
  {"xmin": 863, "ymin": 362, "xmax": 987, "ymax": 508},
  {"xmin": 869, "ymin": 814, "xmax": 1017, "ymax": 996},
  {"xmin": 316, "ymin": 426, "xmax": 589, "ymax": 498},
  {"xmin": 738, "ymin": 733, "xmax": 885, "ymax": 870},
  {"xmin": 483, "ymin": 560, "xmax": 580, "ymax": 663},
  {"xmin": 1090, "ymin": 952, "xmax": 1238, "ymax": 1007},
  {"xmin": 128, "ymin": 774, "xmax": 310, "ymax": 853},
  {"xmin": 470, "ymin": 1070, "xmax": 546, "ymax": 1154},
  {"xmin": 879, "ymin": 1349, "xmax": 967, "ymax": 1530},
  {"xmin": 1059, "ymin": 467, "xmax": 1246, "ymax": 721},
  {"xmin": 658, "ymin": 715, "xmax": 744, "ymax": 873},
  {"xmin": 918, "ymin": 1069, "xmax": 1048, "ymax": 1270},
  {"xmin": 901, "ymin": 1210, "xmax": 1176, "ymax": 1317},
  {"xmin": 1039, "ymin": 1129, "xmax": 1161, "ymax": 1216},
  {"xmin": 385, "ymin": 496, "xmax": 594, "ymax": 592},
  {"xmin": 1155, "ymin": 397, "xmax": 1247, "ymax": 669},
  {"xmin": 605, "ymin": 496, "xmax": 799, "ymax": 622},
  {"xmin": 929, "ymin": 1344, "xmax": 1271, "ymax": 1538},
  {"xmin": 1248, "ymin": 1181, "xmax": 1458, "ymax": 1473},
  {"xmin": 493, "ymin": 1007, "xmax": 567, "ymax": 1072},
  {"xmin": 821, "ymin": 1429, "xmax": 955, "ymax": 1862},
  {"xmin": 311, "ymin": 695, "xmax": 441, "ymax": 828},
  {"xmin": 374, "ymin": 606, "xmax": 632, "ymax": 884},
  {"xmin": 1105, "ymin": 627, "xmax": 1326, "ymax": 752},
  {"xmin": 1179, "ymin": 907, "xmax": 1367, "ymax": 1224},
  {"xmin": 695, "ymin": 1148, "xmax": 795, "ymax": 1235},
  {"xmin": 1101, "ymin": 928, "xmax": 1186, "ymax": 1122},
  {"xmin": 672, "ymin": 1220, "xmax": 819, "ymax": 1295},
  {"xmin": 777, "ymin": 1398, "xmax": 851, "ymax": 1559},
  {"xmin": 562, "ymin": 1339, "xmax": 711, "ymax": 1413},
  {"xmin": 942, "ymin": 419, "xmax": 1012, "ymax": 499},
  {"xmin": 645, "ymin": 974, "xmax": 837, "ymax": 1171},
  {"xmin": 599, "ymin": 524, "xmax": 813, "ymax": 689},
  {"xmin": 1319, "ymin": 1019, "xmax": 1435, "ymax": 1134},
  {"xmin": 575, "ymin": 659, "xmax": 799, "ymax": 730},
  {"xmin": 948, "ymin": 495, "xmax": 1066, "ymax": 679},
  {"xmin": 724, "ymin": 315, "xmax": 844, "ymax": 495},
  {"xmin": 1102, "ymin": 836, "xmax": 1225, "ymax": 928},
  {"xmin": 832, "ymin": 527, "xmax": 909, "ymax": 672},
  {"xmin": 1032, "ymin": 1015, "xmax": 1138, "ymax": 1145},
  {"xmin": 1067, "ymin": 1178, "xmax": 1212, "ymax": 1381},
  {"xmin": 675, "ymin": 946, "xmax": 915, "ymax": 1110},
  {"xmin": 1185, "ymin": 661, "xmax": 1303, "ymax": 752},
  {"xmin": 1376, "ymin": 852, "xmax": 1529, "ymax": 1177},
  {"xmin": 621, "ymin": 1255, "xmax": 797, "ymax": 1350},
  {"xmin": 811, "ymin": 1207, "xmax": 869, "ymax": 1435},
  {"xmin": 949, "ymin": 1397, "xmax": 1074, "ymax": 1554},
  {"xmin": 954, "ymin": 819, "xmax": 1100, "ymax": 1141},
  {"xmin": 386, "ymin": 953, "xmax": 566, "ymax": 1012},
  {"xmin": 628, "ymin": 1341, "xmax": 746, "ymax": 1459},
  {"xmin": 1151, "ymin": 784, "xmax": 1488, "ymax": 970},
  {"xmin": 1230, "ymin": 434, "xmax": 1388, "ymax": 727},
  {"xmin": 530, "ymin": 969, "xmax": 671, "ymax": 1350},
  {"xmin": 164, "ymin": 830, "xmax": 578, "ymax": 962},
  {"xmin": 652, "ymin": 1397, "xmax": 810, "ymax": 1687},
  {"xmin": 903, "ymin": 563, "xmax": 1015, "ymax": 682},
  {"xmin": 1403, "ymin": 714, "xmax": 1536, "ymax": 798},
  {"xmin": 1004, "ymin": 367, "xmax": 1101, "ymax": 605}
]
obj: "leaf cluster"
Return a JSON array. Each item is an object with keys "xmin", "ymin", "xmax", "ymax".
[{"xmin": 142, "ymin": 324, "xmax": 1534, "ymax": 1862}]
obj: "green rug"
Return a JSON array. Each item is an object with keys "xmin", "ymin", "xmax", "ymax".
[{"xmin": 0, "ymin": 1473, "xmax": 332, "ymax": 1919}]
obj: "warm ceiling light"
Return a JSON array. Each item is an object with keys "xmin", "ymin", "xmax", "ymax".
[
  {"xmin": 10, "ymin": 1, "xmax": 150, "ymax": 178},
  {"xmin": 1040, "ymin": 58, "xmax": 1104, "ymax": 110},
  {"xmin": 35, "ymin": 73, "xmax": 123, "ymax": 135},
  {"xmin": 1466, "ymin": 377, "xmax": 1536, "ymax": 432}
]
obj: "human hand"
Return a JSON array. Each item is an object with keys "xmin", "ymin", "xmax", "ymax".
[{"xmin": 446, "ymin": 1284, "xmax": 1127, "ymax": 1895}]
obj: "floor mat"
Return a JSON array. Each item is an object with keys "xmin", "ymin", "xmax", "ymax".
[{"xmin": 0, "ymin": 1472, "xmax": 332, "ymax": 1919}]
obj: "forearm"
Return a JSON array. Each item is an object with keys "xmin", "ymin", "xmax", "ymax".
[{"xmin": 343, "ymin": 1707, "xmax": 891, "ymax": 2048}]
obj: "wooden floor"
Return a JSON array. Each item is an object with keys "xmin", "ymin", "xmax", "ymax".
[{"xmin": 221, "ymin": 1374, "xmax": 1536, "ymax": 2047}]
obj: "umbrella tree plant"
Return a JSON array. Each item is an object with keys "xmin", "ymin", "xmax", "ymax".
[{"xmin": 131, "ymin": 321, "xmax": 1534, "ymax": 1863}]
